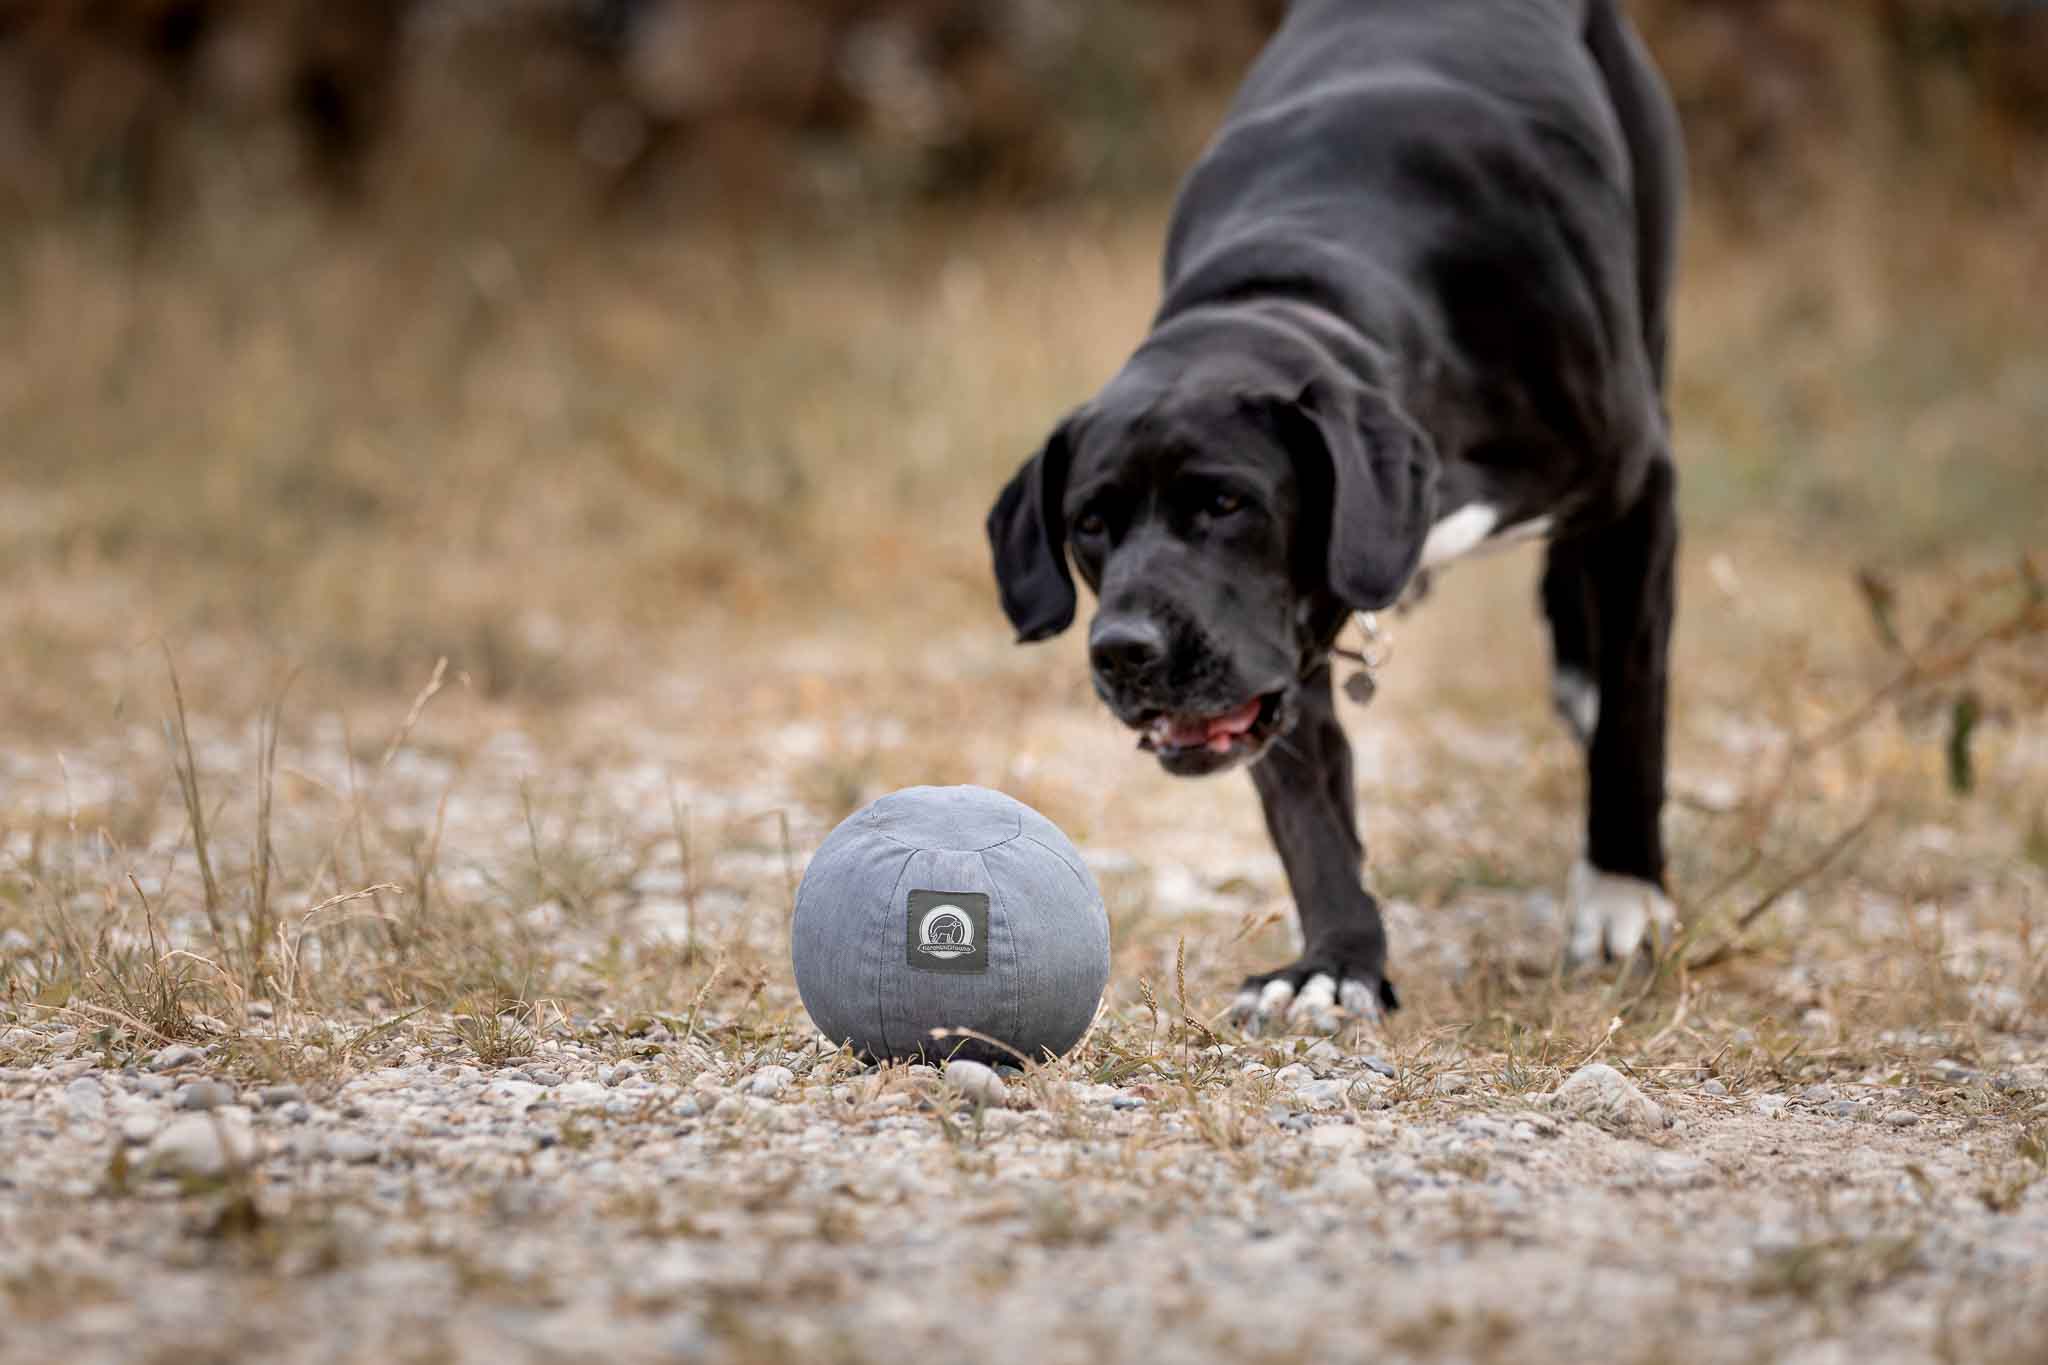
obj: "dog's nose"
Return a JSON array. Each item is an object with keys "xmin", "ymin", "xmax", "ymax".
[{"xmin": 1089, "ymin": 616, "xmax": 1168, "ymax": 682}]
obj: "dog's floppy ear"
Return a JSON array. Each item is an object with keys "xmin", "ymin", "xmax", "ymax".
[
  {"xmin": 1279, "ymin": 378, "xmax": 1437, "ymax": 611},
  {"xmin": 986, "ymin": 418, "xmax": 1078, "ymax": 643}
]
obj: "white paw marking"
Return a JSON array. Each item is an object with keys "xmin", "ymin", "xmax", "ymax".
[
  {"xmin": 1564, "ymin": 859, "xmax": 1677, "ymax": 970},
  {"xmin": 1552, "ymin": 667, "xmax": 1600, "ymax": 744},
  {"xmin": 1292, "ymin": 973, "xmax": 1338, "ymax": 1011},
  {"xmin": 1337, "ymin": 980, "xmax": 1381, "ymax": 1018},
  {"xmin": 1290, "ymin": 973, "xmax": 1341, "ymax": 1033},
  {"xmin": 1228, "ymin": 972, "xmax": 1380, "ymax": 1036}
]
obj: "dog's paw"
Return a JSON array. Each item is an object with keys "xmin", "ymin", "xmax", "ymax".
[
  {"xmin": 1563, "ymin": 860, "xmax": 1676, "ymax": 972},
  {"xmin": 1228, "ymin": 958, "xmax": 1397, "ymax": 1037}
]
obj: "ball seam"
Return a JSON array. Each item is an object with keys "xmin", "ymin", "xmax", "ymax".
[{"xmin": 977, "ymin": 848, "xmax": 1025, "ymax": 1065}]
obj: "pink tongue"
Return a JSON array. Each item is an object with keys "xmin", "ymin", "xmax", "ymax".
[
  {"xmin": 1159, "ymin": 699, "xmax": 1265, "ymax": 751},
  {"xmin": 1207, "ymin": 698, "xmax": 1264, "ymax": 739}
]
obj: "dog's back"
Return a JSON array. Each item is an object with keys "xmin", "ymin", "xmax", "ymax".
[{"xmin": 1162, "ymin": 0, "xmax": 1678, "ymax": 501}]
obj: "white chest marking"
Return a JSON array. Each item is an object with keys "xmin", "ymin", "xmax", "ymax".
[
  {"xmin": 1419, "ymin": 504, "xmax": 1554, "ymax": 570},
  {"xmin": 1419, "ymin": 504, "xmax": 1498, "ymax": 568}
]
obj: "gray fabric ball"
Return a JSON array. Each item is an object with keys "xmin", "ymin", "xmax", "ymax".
[{"xmin": 792, "ymin": 786, "xmax": 1110, "ymax": 1066}]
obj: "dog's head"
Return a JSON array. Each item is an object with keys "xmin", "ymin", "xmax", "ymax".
[{"xmin": 988, "ymin": 352, "xmax": 1436, "ymax": 775}]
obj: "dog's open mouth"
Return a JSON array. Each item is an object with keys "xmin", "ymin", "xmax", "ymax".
[{"xmin": 1137, "ymin": 692, "xmax": 1283, "ymax": 758}]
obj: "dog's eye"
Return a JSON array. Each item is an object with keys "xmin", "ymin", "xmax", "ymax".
[
  {"xmin": 1207, "ymin": 492, "xmax": 1245, "ymax": 517},
  {"xmin": 1074, "ymin": 511, "xmax": 1107, "ymax": 537}
]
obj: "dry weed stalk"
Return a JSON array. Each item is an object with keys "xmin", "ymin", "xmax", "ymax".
[
  {"xmin": 1678, "ymin": 556, "xmax": 2046, "ymax": 972},
  {"xmin": 161, "ymin": 650, "xmax": 225, "ymax": 948}
]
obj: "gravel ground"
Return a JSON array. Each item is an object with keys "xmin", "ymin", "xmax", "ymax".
[
  {"xmin": 4, "ymin": 570, "xmax": 2044, "ymax": 1365},
  {"xmin": 3, "ymin": 1022, "xmax": 2047, "ymax": 1365}
]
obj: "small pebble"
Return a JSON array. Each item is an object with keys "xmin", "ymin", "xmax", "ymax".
[
  {"xmin": 744, "ymin": 1066, "xmax": 795, "ymax": 1099},
  {"xmin": 487, "ymin": 1080, "xmax": 544, "ymax": 1108},
  {"xmin": 174, "ymin": 1081, "xmax": 235, "ymax": 1112},
  {"xmin": 63, "ymin": 1076, "xmax": 106, "ymax": 1122},
  {"xmin": 1882, "ymin": 1109, "xmax": 1920, "ymax": 1127},
  {"xmin": 943, "ymin": 1060, "xmax": 1007, "ymax": 1108},
  {"xmin": 1549, "ymin": 1064, "xmax": 1666, "ymax": 1132},
  {"xmin": 1700, "ymin": 1079, "xmax": 1728, "ymax": 1096},
  {"xmin": 1294, "ymin": 1080, "xmax": 1348, "ymax": 1110},
  {"xmin": 528, "ymin": 1070, "xmax": 566, "ymax": 1087},
  {"xmin": 1361, "ymin": 1055, "xmax": 1398, "ymax": 1079},
  {"xmin": 144, "ymin": 1114, "xmax": 254, "ymax": 1179},
  {"xmin": 1651, "ymin": 1154, "xmax": 1710, "ymax": 1188},
  {"xmin": 258, "ymin": 1084, "xmax": 305, "ymax": 1109},
  {"xmin": 148, "ymin": 1045, "xmax": 204, "ymax": 1072},
  {"xmin": 718, "ymin": 1095, "xmax": 771, "ymax": 1123},
  {"xmin": 556, "ymin": 1081, "xmax": 609, "ymax": 1108},
  {"xmin": 326, "ymin": 1133, "xmax": 379, "ymax": 1165},
  {"xmin": 120, "ymin": 1115, "xmax": 159, "ymax": 1145}
]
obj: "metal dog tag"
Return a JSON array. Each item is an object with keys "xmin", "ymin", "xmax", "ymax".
[{"xmin": 1339, "ymin": 610, "xmax": 1387, "ymax": 706}]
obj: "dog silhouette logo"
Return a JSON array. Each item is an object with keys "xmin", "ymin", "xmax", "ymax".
[
  {"xmin": 916, "ymin": 905, "xmax": 975, "ymax": 960},
  {"xmin": 906, "ymin": 890, "xmax": 990, "ymax": 973}
]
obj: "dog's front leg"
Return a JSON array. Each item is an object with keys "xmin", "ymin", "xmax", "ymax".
[{"xmin": 1230, "ymin": 663, "xmax": 1398, "ymax": 1036}]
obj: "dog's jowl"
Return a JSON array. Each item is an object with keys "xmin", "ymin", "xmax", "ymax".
[{"xmin": 989, "ymin": 0, "xmax": 1684, "ymax": 1034}]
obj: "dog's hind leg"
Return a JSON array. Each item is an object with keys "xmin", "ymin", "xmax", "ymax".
[
  {"xmin": 1557, "ymin": 457, "xmax": 1679, "ymax": 972},
  {"xmin": 1542, "ymin": 538, "xmax": 1602, "ymax": 747}
]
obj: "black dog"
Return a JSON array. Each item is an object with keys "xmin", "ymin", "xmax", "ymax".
[{"xmin": 987, "ymin": 0, "xmax": 1684, "ymax": 1033}]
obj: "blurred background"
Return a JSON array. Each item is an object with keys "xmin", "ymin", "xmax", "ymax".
[{"xmin": 3, "ymin": 0, "xmax": 2044, "ymax": 734}]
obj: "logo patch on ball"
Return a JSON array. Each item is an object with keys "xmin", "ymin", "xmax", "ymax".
[{"xmin": 907, "ymin": 891, "xmax": 990, "ymax": 974}]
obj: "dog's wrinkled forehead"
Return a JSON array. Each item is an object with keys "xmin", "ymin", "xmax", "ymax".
[{"xmin": 1063, "ymin": 383, "xmax": 1288, "ymax": 510}]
